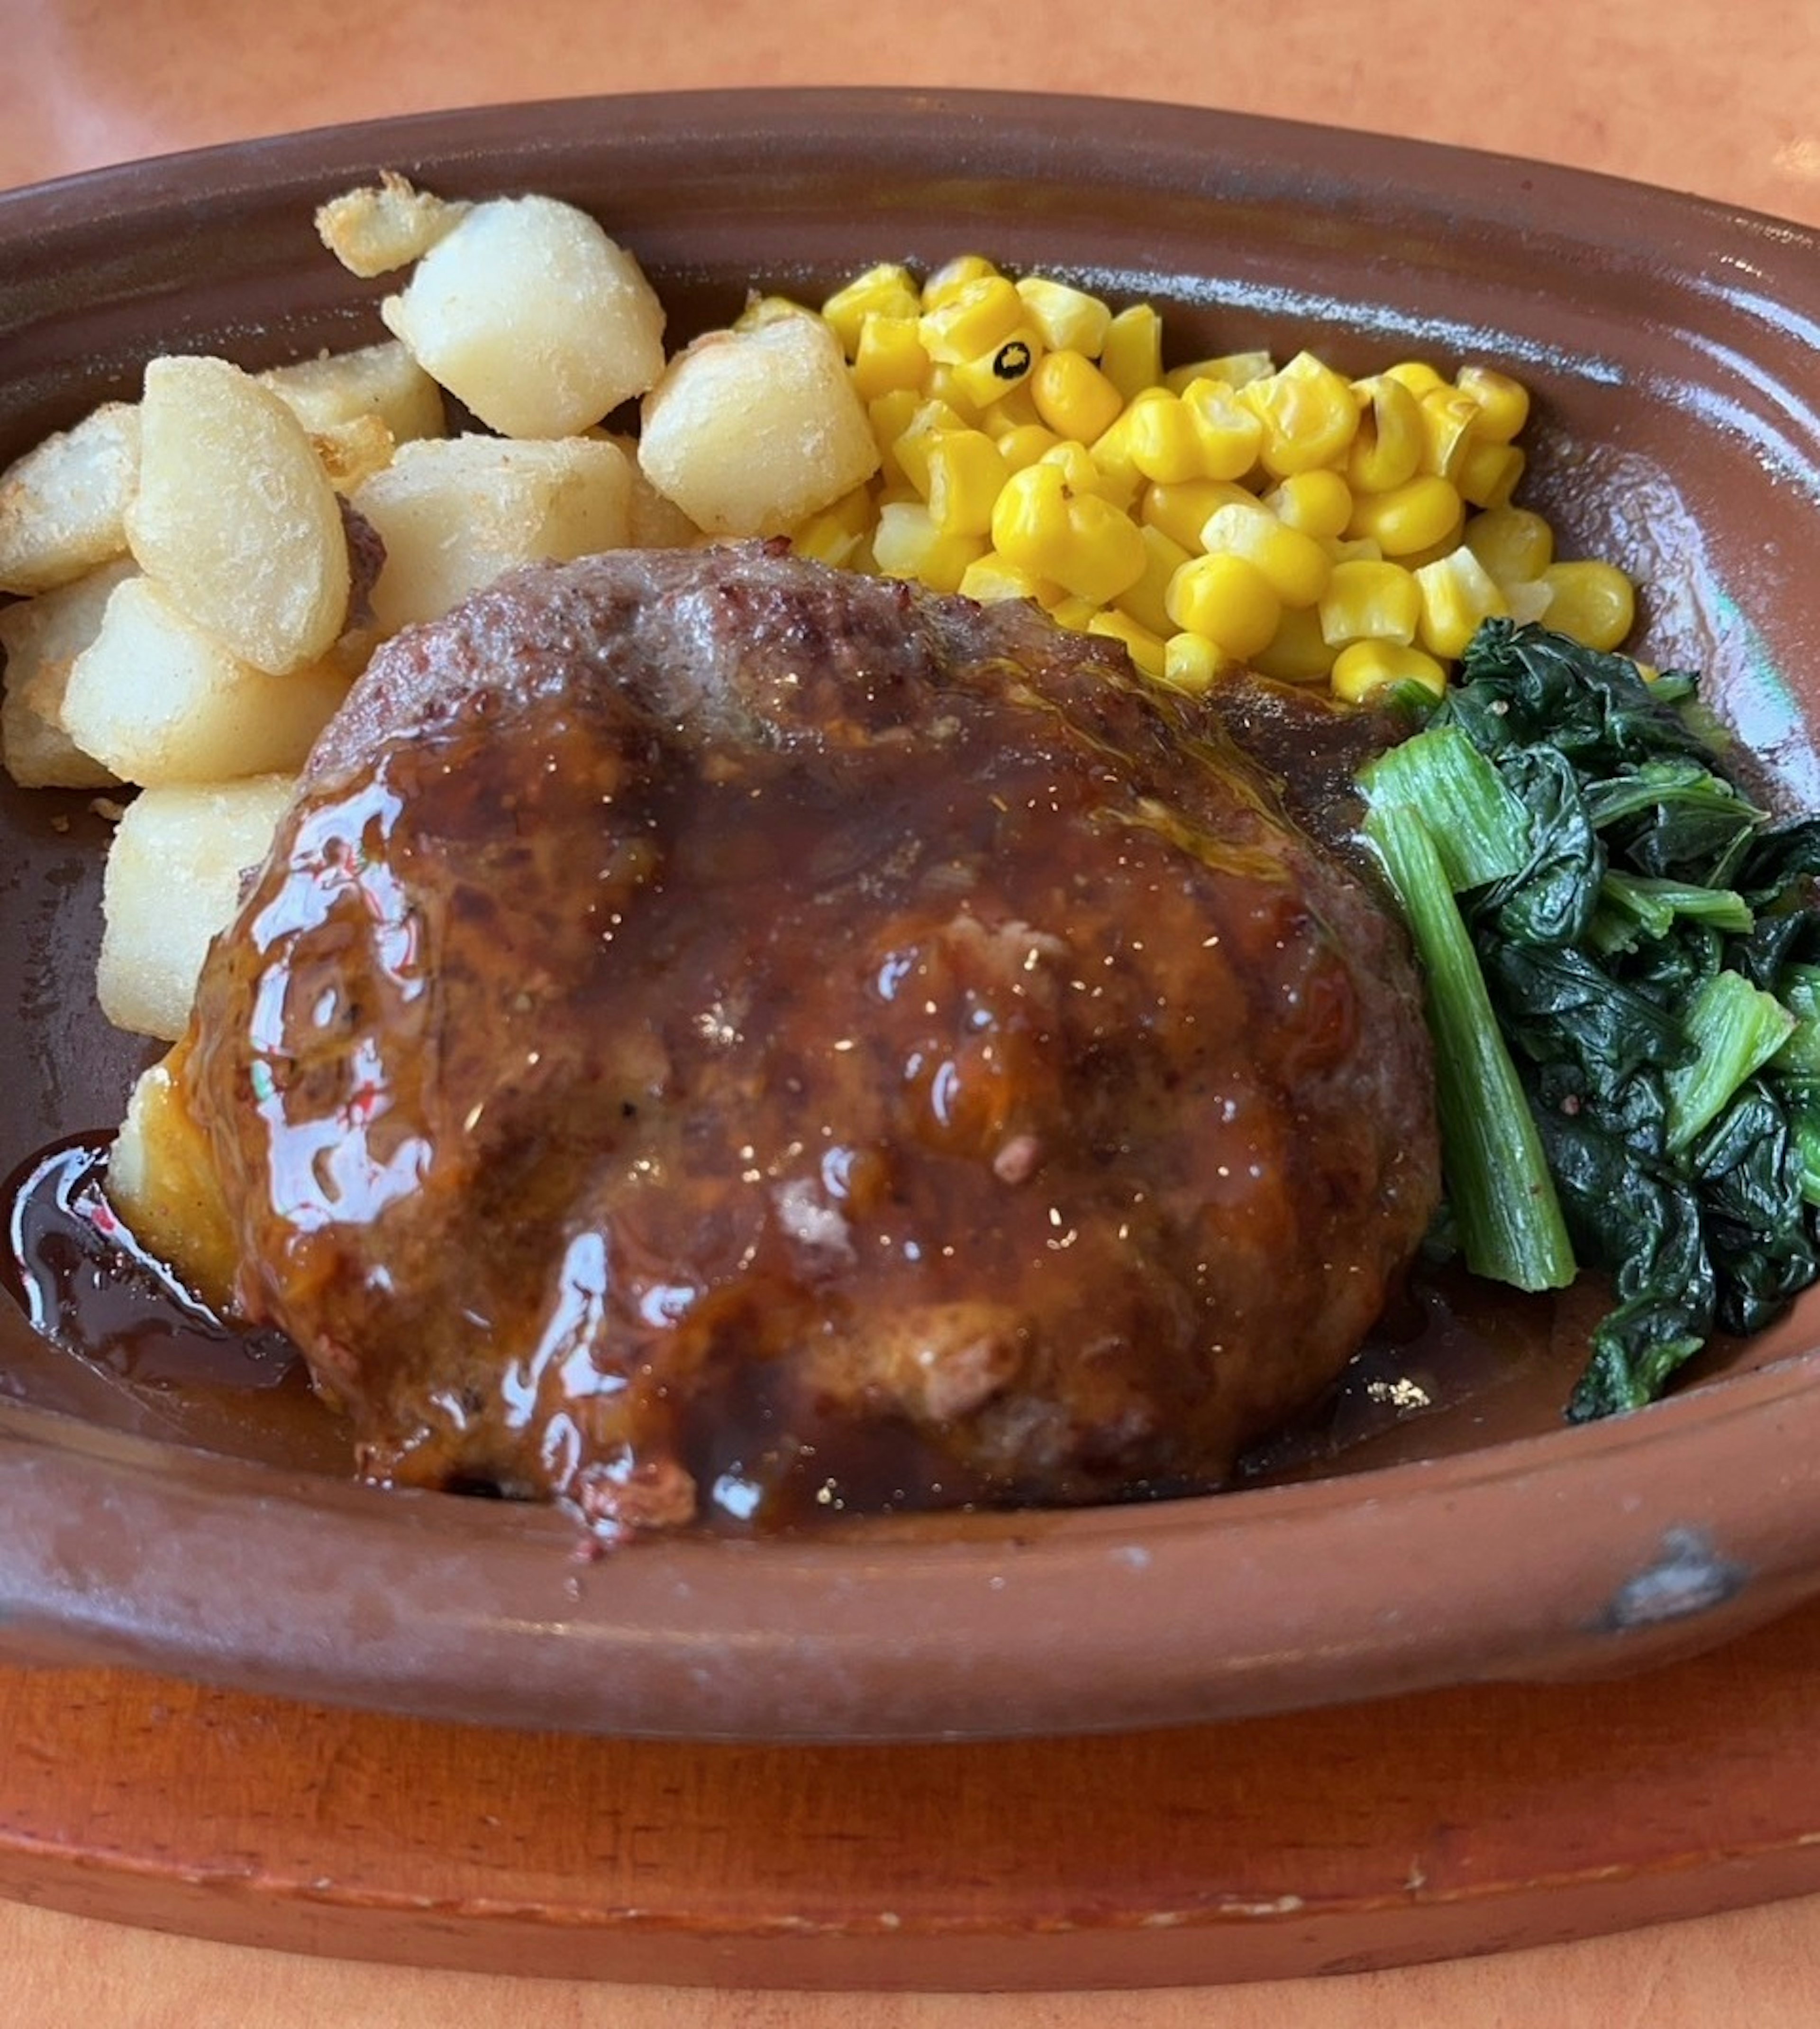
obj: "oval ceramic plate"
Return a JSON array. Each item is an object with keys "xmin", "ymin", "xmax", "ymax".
[{"xmin": 5, "ymin": 89, "xmax": 1820, "ymax": 1742}]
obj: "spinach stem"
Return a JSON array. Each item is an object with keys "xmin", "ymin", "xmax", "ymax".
[
  {"xmin": 1362, "ymin": 797, "xmax": 1577, "ymax": 1293},
  {"xmin": 1357, "ymin": 724, "xmax": 1530, "ymax": 891}
]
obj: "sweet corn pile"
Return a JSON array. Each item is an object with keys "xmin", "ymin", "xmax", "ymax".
[{"xmin": 773, "ymin": 256, "xmax": 1638, "ymax": 702}]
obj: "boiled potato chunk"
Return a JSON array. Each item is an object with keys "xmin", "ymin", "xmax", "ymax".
[
  {"xmin": 60, "ymin": 576, "xmax": 349, "ymax": 784},
  {"xmin": 97, "ymin": 773, "xmax": 295, "ymax": 1039},
  {"xmin": 600, "ymin": 430, "xmax": 704, "ymax": 549},
  {"xmin": 354, "ymin": 433, "xmax": 633, "ymax": 633},
  {"xmin": 259, "ymin": 338, "xmax": 446, "ymax": 445},
  {"xmin": 125, "ymin": 355, "xmax": 351, "ymax": 675},
  {"xmin": 0, "ymin": 559, "xmax": 136, "ymax": 787},
  {"xmin": 315, "ymin": 171, "xmax": 466, "ymax": 278},
  {"xmin": 638, "ymin": 313, "xmax": 880, "ymax": 536},
  {"xmin": 108, "ymin": 1051, "xmax": 239, "ymax": 1306},
  {"xmin": 307, "ymin": 414, "xmax": 399, "ymax": 494},
  {"xmin": 0, "ymin": 402, "xmax": 141, "ymax": 595},
  {"xmin": 380, "ymin": 196, "xmax": 666, "ymax": 439}
]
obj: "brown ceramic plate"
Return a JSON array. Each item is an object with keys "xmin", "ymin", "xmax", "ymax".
[{"xmin": 5, "ymin": 89, "xmax": 1820, "ymax": 1743}]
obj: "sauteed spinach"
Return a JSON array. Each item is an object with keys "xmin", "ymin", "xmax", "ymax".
[{"xmin": 1358, "ymin": 618, "xmax": 1820, "ymax": 1419}]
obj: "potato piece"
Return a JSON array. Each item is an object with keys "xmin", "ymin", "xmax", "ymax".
[
  {"xmin": 109, "ymin": 1051, "xmax": 238, "ymax": 1305},
  {"xmin": 60, "ymin": 576, "xmax": 349, "ymax": 784},
  {"xmin": 601, "ymin": 430, "xmax": 702, "ymax": 549},
  {"xmin": 315, "ymin": 171, "xmax": 465, "ymax": 278},
  {"xmin": 0, "ymin": 559, "xmax": 136, "ymax": 787},
  {"xmin": 259, "ymin": 337, "xmax": 446, "ymax": 445},
  {"xmin": 309, "ymin": 414, "xmax": 398, "ymax": 494},
  {"xmin": 638, "ymin": 313, "xmax": 880, "ymax": 536},
  {"xmin": 126, "ymin": 354, "xmax": 351, "ymax": 675},
  {"xmin": 380, "ymin": 196, "xmax": 665, "ymax": 439},
  {"xmin": 96, "ymin": 772, "xmax": 294, "ymax": 1039},
  {"xmin": 0, "ymin": 402, "xmax": 141, "ymax": 595},
  {"xmin": 354, "ymin": 433, "xmax": 633, "ymax": 632}
]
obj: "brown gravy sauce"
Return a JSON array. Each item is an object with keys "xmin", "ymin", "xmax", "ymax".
[
  {"xmin": 3, "ymin": 1134, "xmax": 350, "ymax": 1472},
  {"xmin": 3, "ymin": 1129, "xmax": 1591, "ymax": 1523}
]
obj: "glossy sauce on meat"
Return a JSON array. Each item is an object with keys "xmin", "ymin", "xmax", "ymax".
[
  {"xmin": 164, "ymin": 546, "xmax": 1443, "ymax": 1537},
  {"xmin": 8, "ymin": 1132, "xmax": 1582, "ymax": 1517}
]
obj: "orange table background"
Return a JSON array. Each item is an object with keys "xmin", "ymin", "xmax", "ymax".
[{"xmin": 5, "ymin": 0, "xmax": 1820, "ymax": 2020}]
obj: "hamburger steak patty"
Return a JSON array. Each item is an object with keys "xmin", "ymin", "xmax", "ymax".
[{"xmin": 171, "ymin": 543, "xmax": 1442, "ymax": 1535}]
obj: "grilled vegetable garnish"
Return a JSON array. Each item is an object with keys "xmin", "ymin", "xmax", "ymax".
[{"xmin": 1360, "ymin": 618, "xmax": 1820, "ymax": 1419}]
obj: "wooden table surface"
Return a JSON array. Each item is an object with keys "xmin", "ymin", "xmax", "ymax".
[{"xmin": 5, "ymin": 0, "xmax": 1820, "ymax": 2020}]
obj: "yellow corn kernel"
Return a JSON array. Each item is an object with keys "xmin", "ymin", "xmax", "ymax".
[
  {"xmin": 787, "ymin": 520, "xmax": 852, "ymax": 570},
  {"xmin": 1162, "ymin": 630, "xmax": 1221, "ymax": 693},
  {"xmin": 920, "ymin": 255, "xmax": 1002, "ymax": 309},
  {"xmin": 1099, "ymin": 303, "xmax": 1164, "ymax": 402},
  {"xmin": 925, "ymin": 429, "xmax": 1010, "ymax": 538},
  {"xmin": 919, "ymin": 277, "xmax": 1025, "ymax": 365},
  {"xmin": 1030, "ymin": 348, "xmax": 1127, "ymax": 444},
  {"xmin": 1322, "ymin": 533, "xmax": 1384, "ymax": 565},
  {"xmin": 821, "ymin": 264, "xmax": 922, "ymax": 354},
  {"xmin": 978, "ymin": 380, "xmax": 1045, "ymax": 434},
  {"xmin": 1141, "ymin": 476, "xmax": 1255, "ymax": 551},
  {"xmin": 1345, "ymin": 474, "xmax": 1464, "ymax": 557},
  {"xmin": 891, "ymin": 399, "xmax": 972, "ymax": 499},
  {"xmin": 1252, "ymin": 604, "xmax": 1338, "ymax": 684},
  {"xmin": 1040, "ymin": 439, "xmax": 1136, "ymax": 512},
  {"xmin": 944, "ymin": 329, "xmax": 1045, "ymax": 411},
  {"xmin": 1200, "ymin": 500, "xmax": 1331, "ymax": 609},
  {"xmin": 1463, "ymin": 505, "xmax": 1555, "ymax": 583},
  {"xmin": 1455, "ymin": 364, "xmax": 1529, "ymax": 444},
  {"xmin": 790, "ymin": 484, "xmax": 875, "ymax": 568},
  {"xmin": 1086, "ymin": 609, "xmax": 1167, "ymax": 679},
  {"xmin": 1105, "ymin": 382, "xmax": 1263, "ymax": 492},
  {"xmin": 1038, "ymin": 438, "xmax": 1111, "ymax": 498},
  {"xmin": 958, "ymin": 551, "xmax": 1057, "ymax": 604},
  {"xmin": 1085, "ymin": 393, "xmax": 1153, "ymax": 498},
  {"xmin": 871, "ymin": 500, "xmax": 985, "ymax": 594},
  {"xmin": 868, "ymin": 388, "xmax": 922, "ymax": 486},
  {"xmin": 1244, "ymin": 351, "xmax": 1361, "ymax": 478},
  {"xmin": 1263, "ymin": 468, "xmax": 1353, "ymax": 540},
  {"xmin": 1165, "ymin": 552, "xmax": 1283, "ymax": 659},
  {"xmin": 1456, "ymin": 439, "xmax": 1525, "ymax": 511},
  {"xmin": 1319, "ymin": 558, "xmax": 1421, "ymax": 647},
  {"xmin": 1163, "ymin": 349, "xmax": 1274, "ymax": 394},
  {"xmin": 851, "ymin": 314, "xmax": 932, "ymax": 401},
  {"xmin": 1015, "ymin": 275, "xmax": 1113, "ymax": 356},
  {"xmin": 1115, "ymin": 522, "xmax": 1193, "ymax": 638},
  {"xmin": 1346, "ymin": 374, "xmax": 1425, "ymax": 495},
  {"xmin": 1414, "ymin": 548, "xmax": 1510, "ymax": 659},
  {"xmin": 1179, "ymin": 377, "xmax": 1266, "ymax": 482},
  {"xmin": 1114, "ymin": 388, "xmax": 1202, "ymax": 487},
  {"xmin": 1541, "ymin": 560, "xmax": 1636, "ymax": 651},
  {"xmin": 996, "ymin": 421, "xmax": 1064, "ymax": 472},
  {"xmin": 1330, "ymin": 640, "xmax": 1448, "ymax": 704},
  {"xmin": 1396, "ymin": 518, "xmax": 1468, "ymax": 570},
  {"xmin": 1383, "ymin": 360, "xmax": 1447, "ymax": 399},
  {"xmin": 1047, "ymin": 593, "xmax": 1101, "ymax": 630},
  {"xmin": 1055, "ymin": 493, "xmax": 1148, "ymax": 603},
  {"xmin": 1416, "ymin": 385, "xmax": 1481, "ymax": 481},
  {"xmin": 990, "ymin": 461, "xmax": 1147, "ymax": 604},
  {"xmin": 1504, "ymin": 578, "xmax": 1556, "ymax": 625},
  {"xmin": 922, "ymin": 363, "xmax": 988, "ymax": 424}
]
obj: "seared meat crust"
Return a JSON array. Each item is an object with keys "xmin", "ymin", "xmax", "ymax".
[{"xmin": 179, "ymin": 544, "xmax": 1441, "ymax": 1533}]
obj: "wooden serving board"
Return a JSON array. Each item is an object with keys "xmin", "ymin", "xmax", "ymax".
[{"xmin": 3, "ymin": 1596, "xmax": 1820, "ymax": 1990}]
